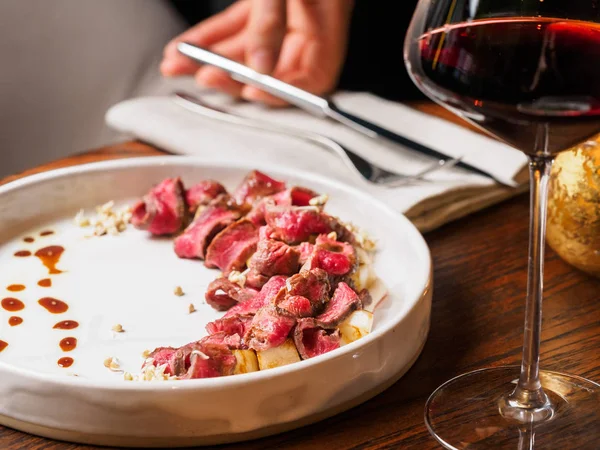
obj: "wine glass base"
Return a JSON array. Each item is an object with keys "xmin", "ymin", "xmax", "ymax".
[{"xmin": 425, "ymin": 366, "xmax": 600, "ymax": 449}]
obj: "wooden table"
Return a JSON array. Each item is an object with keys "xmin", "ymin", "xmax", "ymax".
[{"xmin": 1, "ymin": 141, "xmax": 598, "ymax": 450}]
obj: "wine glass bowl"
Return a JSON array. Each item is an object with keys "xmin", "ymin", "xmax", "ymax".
[{"xmin": 404, "ymin": 1, "xmax": 600, "ymax": 448}]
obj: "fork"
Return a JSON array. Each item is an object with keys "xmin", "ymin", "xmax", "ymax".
[{"xmin": 173, "ymin": 92, "xmax": 459, "ymax": 188}]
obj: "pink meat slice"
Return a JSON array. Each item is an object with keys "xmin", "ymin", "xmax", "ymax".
[
  {"xmin": 146, "ymin": 347, "xmax": 178, "ymax": 375},
  {"xmin": 296, "ymin": 242, "xmax": 315, "ymax": 265},
  {"xmin": 265, "ymin": 207, "xmax": 354, "ymax": 244},
  {"xmin": 224, "ymin": 275, "xmax": 287, "ymax": 318},
  {"xmin": 245, "ymin": 268, "xmax": 270, "ymax": 290},
  {"xmin": 293, "ymin": 318, "xmax": 341, "ymax": 360},
  {"xmin": 315, "ymin": 282, "xmax": 362, "ymax": 327},
  {"xmin": 131, "ymin": 177, "xmax": 188, "ymax": 235},
  {"xmin": 204, "ymin": 219, "xmax": 259, "ymax": 275},
  {"xmin": 249, "ymin": 238, "xmax": 300, "ymax": 277},
  {"xmin": 205, "ymin": 277, "xmax": 257, "ymax": 311},
  {"xmin": 185, "ymin": 180, "xmax": 227, "ymax": 214},
  {"xmin": 272, "ymin": 186, "xmax": 319, "ymax": 207},
  {"xmin": 206, "ymin": 314, "xmax": 254, "ymax": 339},
  {"xmin": 178, "ymin": 339, "xmax": 237, "ymax": 379},
  {"xmin": 274, "ymin": 268, "xmax": 331, "ymax": 317},
  {"xmin": 244, "ymin": 306, "xmax": 296, "ymax": 351},
  {"xmin": 174, "ymin": 195, "xmax": 241, "ymax": 260},
  {"xmin": 303, "ymin": 234, "xmax": 357, "ymax": 276},
  {"xmin": 233, "ymin": 170, "xmax": 286, "ymax": 206}
]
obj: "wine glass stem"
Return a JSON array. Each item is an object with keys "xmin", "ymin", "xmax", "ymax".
[{"xmin": 510, "ymin": 155, "xmax": 554, "ymax": 409}]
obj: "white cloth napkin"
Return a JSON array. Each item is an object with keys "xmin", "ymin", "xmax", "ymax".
[{"xmin": 106, "ymin": 91, "xmax": 528, "ymax": 232}]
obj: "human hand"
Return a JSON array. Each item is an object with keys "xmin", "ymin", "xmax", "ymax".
[{"xmin": 161, "ymin": 0, "xmax": 354, "ymax": 106}]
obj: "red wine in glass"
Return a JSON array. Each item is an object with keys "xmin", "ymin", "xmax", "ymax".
[
  {"xmin": 417, "ymin": 18, "xmax": 600, "ymax": 154},
  {"xmin": 405, "ymin": 4, "xmax": 600, "ymax": 448}
]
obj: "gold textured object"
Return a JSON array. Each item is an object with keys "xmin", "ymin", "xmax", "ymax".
[{"xmin": 547, "ymin": 139, "xmax": 600, "ymax": 278}]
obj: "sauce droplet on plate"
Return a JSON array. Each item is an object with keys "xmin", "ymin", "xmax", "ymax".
[
  {"xmin": 1, "ymin": 298, "xmax": 25, "ymax": 312},
  {"xmin": 34, "ymin": 245, "xmax": 64, "ymax": 274},
  {"xmin": 0, "ymin": 341, "xmax": 8, "ymax": 352},
  {"xmin": 6, "ymin": 284, "xmax": 25, "ymax": 292},
  {"xmin": 38, "ymin": 278, "xmax": 52, "ymax": 287},
  {"xmin": 8, "ymin": 316, "xmax": 23, "ymax": 326},
  {"xmin": 57, "ymin": 357, "xmax": 73, "ymax": 368},
  {"xmin": 53, "ymin": 320, "xmax": 79, "ymax": 330},
  {"xmin": 40, "ymin": 230, "xmax": 55, "ymax": 237},
  {"xmin": 14, "ymin": 250, "xmax": 31, "ymax": 257},
  {"xmin": 23, "ymin": 237, "xmax": 35, "ymax": 243},
  {"xmin": 59, "ymin": 337, "xmax": 77, "ymax": 352},
  {"xmin": 38, "ymin": 297, "xmax": 68, "ymax": 314}
]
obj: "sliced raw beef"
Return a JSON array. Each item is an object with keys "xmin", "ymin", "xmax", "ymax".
[
  {"xmin": 206, "ymin": 314, "xmax": 253, "ymax": 338},
  {"xmin": 272, "ymin": 186, "xmax": 319, "ymax": 207},
  {"xmin": 315, "ymin": 282, "xmax": 362, "ymax": 327},
  {"xmin": 293, "ymin": 318, "xmax": 341, "ymax": 360},
  {"xmin": 303, "ymin": 234, "xmax": 357, "ymax": 276},
  {"xmin": 205, "ymin": 220, "xmax": 259, "ymax": 275},
  {"xmin": 185, "ymin": 180, "xmax": 227, "ymax": 214},
  {"xmin": 178, "ymin": 339, "xmax": 237, "ymax": 379},
  {"xmin": 244, "ymin": 306, "xmax": 296, "ymax": 351},
  {"xmin": 200, "ymin": 331, "xmax": 245, "ymax": 350},
  {"xmin": 146, "ymin": 347, "xmax": 178, "ymax": 375},
  {"xmin": 296, "ymin": 242, "xmax": 315, "ymax": 264},
  {"xmin": 174, "ymin": 195, "xmax": 242, "ymax": 260},
  {"xmin": 233, "ymin": 170, "xmax": 286, "ymax": 206},
  {"xmin": 205, "ymin": 277, "xmax": 258, "ymax": 311},
  {"xmin": 244, "ymin": 269, "xmax": 270, "ymax": 290},
  {"xmin": 249, "ymin": 239, "xmax": 300, "ymax": 277},
  {"xmin": 265, "ymin": 207, "xmax": 354, "ymax": 244},
  {"xmin": 224, "ymin": 275, "xmax": 287, "ymax": 317},
  {"xmin": 131, "ymin": 177, "xmax": 188, "ymax": 235},
  {"xmin": 275, "ymin": 268, "xmax": 331, "ymax": 317}
]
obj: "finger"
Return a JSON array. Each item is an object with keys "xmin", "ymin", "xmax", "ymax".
[
  {"xmin": 194, "ymin": 35, "xmax": 246, "ymax": 97},
  {"xmin": 161, "ymin": 0, "xmax": 250, "ymax": 76},
  {"xmin": 245, "ymin": 0, "xmax": 287, "ymax": 74}
]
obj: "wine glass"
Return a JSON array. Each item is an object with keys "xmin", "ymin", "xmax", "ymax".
[{"xmin": 404, "ymin": 1, "xmax": 600, "ymax": 448}]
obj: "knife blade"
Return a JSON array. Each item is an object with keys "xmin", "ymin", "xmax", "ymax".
[{"xmin": 176, "ymin": 42, "xmax": 516, "ymax": 187}]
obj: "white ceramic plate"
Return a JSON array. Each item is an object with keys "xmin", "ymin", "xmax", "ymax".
[{"xmin": 0, "ymin": 157, "xmax": 431, "ymax": 447}]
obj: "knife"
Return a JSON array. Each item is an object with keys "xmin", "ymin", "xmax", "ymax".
[{"xmin": 177, "ymin": 42, "xmax": 516, "ymax": 187}]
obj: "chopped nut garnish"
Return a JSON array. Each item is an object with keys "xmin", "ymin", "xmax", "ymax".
[
  {"xmin": 188, "ymin": 303, "xmax": 197, "ymax": 314},
  {"xmin": 142, "ymin": 349, "xmax": 151, "ymax": 359},
  {"xmin": 112, "ymin": 324, "xmax": 124, "ymax": 333},
  {"xmin": 309, "ymin": 194, "xmax": 329, "ymax": 207},
  {"xmin": 174, "ymin": 286, "xmax": 184, "ymax": 297},
  {"xmin": 228, "ymin": 270, "xmax": 246, "ymax": 287},
  {"xmin": 327, "ymin": 231, "xmax": 338, "ymax": 241},
  {"xmin": 126, "ymin": 362, "xmax": 177, "ymax": 382},
  {"xmin": 104, "ymin": 356, "xmax": 122, "ymax": 372},
  {"xmin": 74, "ymin": 209, "xmax": 90, "ymax": 227},
  {"xmin": 344, "ymin": 222, "xmax": 377, "ymax": 251},
  {"xmin": 75, "ymin": 202, "xmax": 132, "ymax": 237}
]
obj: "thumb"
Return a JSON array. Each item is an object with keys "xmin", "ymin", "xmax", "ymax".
[{"xmin": 245, "ymin": 0, "xmax": 286, "ymax": 74}]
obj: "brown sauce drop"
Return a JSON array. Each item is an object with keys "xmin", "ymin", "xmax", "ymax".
[
  {"xmin": 7, "ymin": 284, "xmax": 25, "ymax": 292},
  {"xmin": 38, "ymin": 297, "xmax": 68, "ymax": 314},
  {"xmin": 2, "ymin": 298, "xmax": 25, "ymax": 312},
  {"xmin": 59, "ymin": 337, "xmax": 77, "ymax": 352},
  {"xmin": 8, "ymin": 316, "xmax": 23, "ymax": 326},
  {"xmin": 0, "ymin": 340, "xmax": 8, "ymax": 352},
  {"xmin": 53, "ymin": 320, "xmax": 79, "ymax": 330},
  {"xmin": 40, "ymin": 230, "xmax": 55, "ymax": 237},
  {"xmin": 23, "ymin": 237, "xmax": 35, "ymax": 243},
  {"xmin": 38, "ymin": 278, "xmax": 52, "ymax": 288},
  {"xmin": 34, "ymin": 245, "xmax": 64, "ymax": 274},
  {"xmin": 57, "ymin": 357, "xmax": 73, "ymax": 368},
  {"xmin": 14, "ymin": 250, "xmax": 31, "ymax": 257}
]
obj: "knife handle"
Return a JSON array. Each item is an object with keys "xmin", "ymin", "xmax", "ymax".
[{"xmin": 177, "ymin": 42, "xmax": 330, "ymax": 117}]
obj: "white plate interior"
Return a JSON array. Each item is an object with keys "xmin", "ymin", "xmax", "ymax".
[{"xmin": 0, "ymin": 157, "xmax": 430, "ymax": 384}]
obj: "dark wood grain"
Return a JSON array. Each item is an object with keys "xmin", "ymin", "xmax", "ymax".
[{"xmin": 0, "ymin": 136, "xmax": 598, "ymax": 450}]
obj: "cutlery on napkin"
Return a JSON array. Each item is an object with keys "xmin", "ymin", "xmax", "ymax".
[{"xmin": 105, "ymin": 90, "xmax": 528, "ymax": 232}]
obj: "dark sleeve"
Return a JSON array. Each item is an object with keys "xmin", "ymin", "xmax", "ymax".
[{"xmin": 339, "ymin": 0, "xmax": 426, "ymax": 101}]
